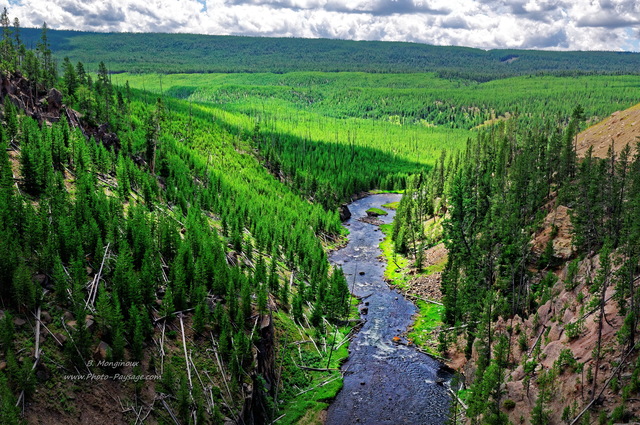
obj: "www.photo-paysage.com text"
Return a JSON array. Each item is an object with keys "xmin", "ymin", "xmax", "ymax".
[{"xmin": 63, "ymin": 373, "xmax": 161, "ymax": 381}]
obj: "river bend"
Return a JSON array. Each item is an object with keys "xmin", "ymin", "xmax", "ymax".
[{"xmin": 326, "ymin": 193, "xmax": 451, "ymax": 425}]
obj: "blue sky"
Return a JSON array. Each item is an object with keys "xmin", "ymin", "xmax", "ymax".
[{"xmin": 2, "ymin": 0, "xmax": 639, "ymax": 51}]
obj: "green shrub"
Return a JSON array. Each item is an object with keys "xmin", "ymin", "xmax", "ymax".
[
  {"xmin": 565, "ymin": 319, "xmax": 584, "ymax": 340},
  {"xmin": 503, "ymin": 399, "xmax": 516, "ymax": 410}
]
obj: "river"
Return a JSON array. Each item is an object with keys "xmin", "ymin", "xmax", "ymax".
[{"xmin": 325, "ymin": 193, "xmax": 452, "ymax": 425}]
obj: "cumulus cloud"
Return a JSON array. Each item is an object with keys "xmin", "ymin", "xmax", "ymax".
[
  {"xmin": 1, "ymin": 0, "xmax": 638, "ymax": 50},
  {"xmin": 577, "ymin": 12, "xmax": 639, "ymax": 29}
]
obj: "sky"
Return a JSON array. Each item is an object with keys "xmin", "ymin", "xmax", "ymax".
[{"xmin": 3, "ymin": 0, "xmax": 640, "ymax": 51}]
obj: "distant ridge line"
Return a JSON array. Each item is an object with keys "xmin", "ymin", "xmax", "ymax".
[{"xmin": 20, "ymin": 27, "xmax": 640, "ymax": 80}]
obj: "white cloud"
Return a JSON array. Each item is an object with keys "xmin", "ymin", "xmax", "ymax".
[{"xmin": 1, "ymin": 0, "xmax": 638, "ymax": 51}]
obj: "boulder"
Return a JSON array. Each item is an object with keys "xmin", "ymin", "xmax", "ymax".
[
  {"xmin": 511, "ymin": 364, "xmax": 525, "ymax": 381},
  {"xmin": 537, "ymin": 300, "xmax": 553, "ymax": 325},
  {"xmin": 67, "ymin": 316, "xmax": 95, "ymax": 331},
  {"xmin": 93, "ymin": 341, "xmax": 110, "ymax": 362},
  {"xmin": 547, "ymin": 324, "xmax": 563, "ymax": 342},
  {"xmin": 36, "ymin": 363, "xmax": 51, "ymax": 381},
  {"xmin": 46, "ymin": 88, "xmax": 63, "ymax": 112},
  {"xmin": 85, "ymin": 318, "xmax": 95, "ymax": 331},
  {"xmin": 8, "ymin": 93, "xmax": 25, "ymax": 112},
  {"xmin": 562, "ymin": 308, "xmax": 574, "ymax": 325},
  {"xmin": 505, "ymin": 380, "xmax": 526, "ymax": 403},
  {"xmin": 339, "ymin": 204, "xmax": 351, "ymax": 222},
  {"xmin": 54, "ymin": 333, "xmax": 67, "ymax": 345},
  {"xmin": 541, "ymin": 340, "xmax": 566, "ymax": 369}
]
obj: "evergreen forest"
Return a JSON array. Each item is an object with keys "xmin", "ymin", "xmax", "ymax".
[{"xmin": 2, "ymin": 15, "xmax": 640, "ymax": 425}]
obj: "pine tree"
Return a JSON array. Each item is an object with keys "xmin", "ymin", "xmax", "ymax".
[
  {"xmin": 111, "ymin": 321, "xmax": 125, "ymax": 362},
  {"xmin": 15, "ymin": 357, "xmax": 36, "ymax": 399},
  {"xmin": 193, "ymin": 298, "xmax": 208, "ymax": 335},
  {"xmin": 0, "ymin": 373, "xmax": 21, "ymax": 425},
  {"xmin": 231, "ymin": 329, "xmax": 250, "ymax": 380},
  {"xmin": 531, "ymin": 369, "xmax": 555, "ymax": 425},
  {"xmin": 12, "ymin": 262, "xmax": 36, "ymax": 310},
  {"xmin": 145, "ymin": 98, "xmax": 165, "ymax": 173},
  {"xmin": 75, "ymin": 61, "xmax": 86, "ymax": 85},
  {"xmin": 177, "ymin": 373, "xmax": 191, "ymax": 422},
  {"xmin": 116, "ymin": 153, "xmax": 130, "ymax": 199},
  {"xmin": 591, "ymin": 243, "xmax": 612, "ymax": 397},
  {"xmin": 310, "ymin": 299, "xmax": 323, "ymax": 328},
  {"xmin": 95, "ymin": 286, "xmax": 113, "ymax": 338},
  {"xmin": 327, "ymin": 267, "xmax": 349, "ymax": 320},
  {"xmin": 53, "ymin": 255, "xmax": 69, "ymax": 305},
  {"xmin": 280, "ymin": 277, "xmax": 290, "ymax": 310},
  {"xmin": 130, "ymin": 305, "xmax": 145, "ymax": 361},
  {"xmin": 292, "ymin": 292, "xmax": 303, "ymax": 324},
  {"xmin": 257, "ymin": 282, "xmax": 268, "ymax": 314},
  {"xmin": 36, "ymin": 22, "xmax": 56, "ymax": 88},
  {"xmin": 268, "ymin": 255, "xmax": 279, "ymax": 293},
  {"xmin": 160, "ymin": 363, "xmax": 176, "ymax": 394},
  {"xmin": 161, "ymin": 285, "xmax": 175, "ymax": 320},
  {"xmin": 254, "ymin": 255, "xmax": 267, "ymax": 285},
  {"xmin": 218, "ymin": 311, "xmax": 232, "ymax": 361},
  {"xmin": 68, "ymin": 306, "xmax": 91, "ymax": 368},
  {"xmin": 4, "ymin": 95, "xmax": 18, "ymax": 143},
  {"xmin": 240, "ymin": 278, "xmax": 251, "ymax": 326},
  {"xmin": 0, "ymin": 8, "xmax": 15, "ymax": 71},
  {"xmin": 62, "ymin": 57, "xmax": 78, "ymax": 99},
  {"xmin": 0, "ymin": 310, "xmax": 14, "ymax": 354}
]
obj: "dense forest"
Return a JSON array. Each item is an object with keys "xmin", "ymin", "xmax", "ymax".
[
  {"xmin": 118, "ymin": 72, "xmax": 640, "ymax": 210},
  {"xmin": 16, "ymin": 27, "xmax": 640, "ymax": 79},
  {"xmin": 391, "ymin": 105, "xmax": 640, "ymax": 422},
  {"xmin": 0, "ymin": 16, "xmax": 356, "ymax": 425}
]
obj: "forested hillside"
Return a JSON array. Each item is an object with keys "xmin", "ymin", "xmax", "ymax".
[
  {"xmin": 119, "ymin": 72, "xmax": 640, "ymax": 210},
  {"xmin": 391, "ymin": 104, "xmax": 640, "ymax": 423},
  {"xmin": 16, "ymin": 27, "xmax": 640, "ymax": 79},
  {"xmin": 0, "ymin": 18, "xmax": 358, "ymax": 425}
]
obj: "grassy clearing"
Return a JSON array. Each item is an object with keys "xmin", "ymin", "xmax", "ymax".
[
  {"xmin": 369, "ymin": 189, "xmax": 406, "ymax": 194},
  {"xmin": 379, "ymin": 223, "xmax": 410, "ymax": 288},
  {"xmin": 408, "ymin": 301, "xmax": 445, "ymax": 355},
  {"xmin": 381, "ymin": 201, "xmax": 400, "ymax": 209},
  {"xmin": 366, "ymin": 207, "xmax": 388, "ymax": 216}
]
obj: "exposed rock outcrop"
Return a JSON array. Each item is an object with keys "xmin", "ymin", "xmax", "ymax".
[
  {"xmin": 1, "ymin": 72, "xmax": 120, "ymax": 150},
  {"xmin": 532, "ymin": 204, "xmax": 575, "ymax": 261}
]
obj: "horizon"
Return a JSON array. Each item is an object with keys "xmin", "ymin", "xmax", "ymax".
[
  {"xmin": 16, "ymin": 25, "xmax": 640, "ymax": 55},
  {"xmin": 3, "ymin": 0, "xmax": 639, "ymax": 53}
]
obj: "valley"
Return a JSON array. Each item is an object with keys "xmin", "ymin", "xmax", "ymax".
[{"xmin": 1, "ymin": 21, "xmax": 640, "ymax": 425}]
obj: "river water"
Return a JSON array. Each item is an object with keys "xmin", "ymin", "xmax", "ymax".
[{"xmin": 326, "ymin": 193, "xmax": 452, "ymax": 425}]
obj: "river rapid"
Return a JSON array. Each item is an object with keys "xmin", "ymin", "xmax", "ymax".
[{"xmin": 326, "ymin": 193, "xmax": 452, "ymax": 425}]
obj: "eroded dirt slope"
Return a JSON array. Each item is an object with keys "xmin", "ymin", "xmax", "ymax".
[{"xmin": 576, "ymin": 103, "xmax": 640, "ymax": 158}]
